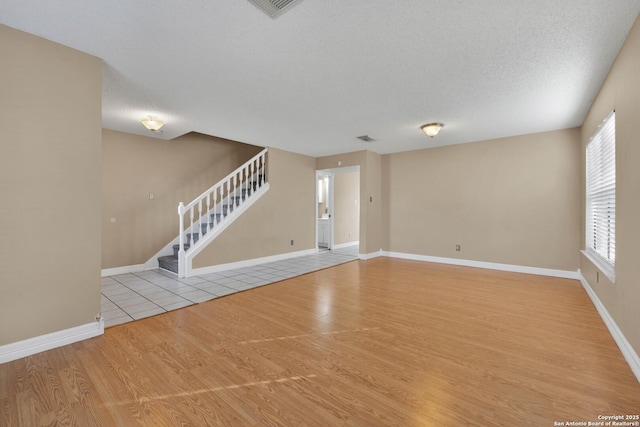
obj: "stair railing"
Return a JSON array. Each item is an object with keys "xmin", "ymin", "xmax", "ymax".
[{"xmin": 177, "ymin": 148, "xmax": 268, "ymax": 276}]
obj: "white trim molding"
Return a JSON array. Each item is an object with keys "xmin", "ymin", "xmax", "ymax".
[
  {"xmin": 0, "ymin": 319, "xmax": 104, "ymax": 364},
  {"xmin": 190, "ymin": 248, "xmax": 317, "ymax": 276},
  {"xmin": 381, "ymin": 252, "xmax": 579, "ymax": 279},
  {"xmin": 359, "ymin": 250, "xmax": 382, "ymax": 260},
  {"xmin": 578, "ymin": 270, "xmax": 640, "ymax": 384},
  {"xmin": 581, "ymin": 249, "xmax": 616, "ymax": 283},
  {"xmin": 101, "ymin": 264, "xmax": 146, "ymax": 277},
  {"xmin": 332, "ymin": 241, "xmax": 359, "ymax": 250}
]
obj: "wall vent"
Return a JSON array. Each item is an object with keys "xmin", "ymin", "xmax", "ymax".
[
  {"xmin": 248, "ymin": 0, "xmax": 304, "ymax": 19},
  {"xmin": 357, "ymin": 135, "xmax": 376, "ymax": 142}
]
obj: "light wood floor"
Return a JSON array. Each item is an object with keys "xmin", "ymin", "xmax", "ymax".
[{"xmin": 2, "ymin": 258, "xmax": 639, "ymax": 426}]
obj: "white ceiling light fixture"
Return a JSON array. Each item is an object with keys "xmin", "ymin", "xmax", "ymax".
[
  {"xmin": 140, "ymin": 115, "xmax": 165, "ymax": 132},
  {"xmin": 421, "ymin": 123, "xmax": 444, "ymax": 138}
]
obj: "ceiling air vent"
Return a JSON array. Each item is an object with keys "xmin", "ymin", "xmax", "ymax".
[
  {"xmin": 248, "ymin": 0, "xmax": 304, "ymax": 19},
  {"xmin": 357, "ymin": 135, "xmax": 376, "ymax": 143}
]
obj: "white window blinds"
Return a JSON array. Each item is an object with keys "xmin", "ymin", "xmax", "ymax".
[{"xmin": 585, "ymin": 111, "xmax": 615, "ymax": 276}]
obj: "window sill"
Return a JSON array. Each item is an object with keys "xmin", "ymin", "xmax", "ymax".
[{"xmin": 581, "ymin": 249, "xmax": 616, "ymax": 283}]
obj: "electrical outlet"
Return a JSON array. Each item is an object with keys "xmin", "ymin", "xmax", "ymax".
[
  {"xmin": 291, "ymin": 240, "xmax": 294, "ymax": 246},
  {"xmin": 456, "ymin": 244, "xmax": 461, "ymax": 251},
  {"xmin": 149, "ymin": 193, "xmax": 155, "ymax": 200}
]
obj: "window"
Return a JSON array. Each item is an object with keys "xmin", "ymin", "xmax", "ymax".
[{"xmin": 584, "ymin": 111, "xmax": 615, "ymax": 281}]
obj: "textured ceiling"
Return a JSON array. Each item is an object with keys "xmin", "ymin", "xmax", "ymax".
[{"xmin": 2, "ymin": 1, "xmax": 639, "ymax": 157}]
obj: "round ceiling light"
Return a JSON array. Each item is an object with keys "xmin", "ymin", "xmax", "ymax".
[
  {"xmin": 421, "ymin": 122, "xmax": 444, "ymax": 138},
  {"xmin": 140, "ymin": 115, "xmax": 165, "ymax": 132}
]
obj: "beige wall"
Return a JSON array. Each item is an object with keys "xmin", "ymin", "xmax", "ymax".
[
  {"xmin": 580, "ymin": 15, "xmax": 640, "ymax": 358},
  {"xmin": 382, "ymin": 129, "xmax": 581, "ymax": 271},
  {"xmin": 193, "ymin": 148, "xmax": 316, "ymax": 267},
  {"xmin": 365, "ymin": 151, "xmax": 383, "ymax": 254},
  {"xmin": 333, "ymin": 171, "xmax": 360, "ymax": 245},
  {"xmin": 102, "ymin": 130, "xmax": 261, "ymax": 268},
  {"xmin": 0, "ymin": 25, "xmax": 102, "ymax": 345}
]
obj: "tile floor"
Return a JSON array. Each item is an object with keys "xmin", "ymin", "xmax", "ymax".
[{"xmin": 101, "ymin": 246, "xmax": 359, "ymax": 328}]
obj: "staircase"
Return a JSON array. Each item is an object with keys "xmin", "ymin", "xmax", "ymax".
[{"xmin": 157, "ymin": 148, "xmax": 269, "ymax": 278}]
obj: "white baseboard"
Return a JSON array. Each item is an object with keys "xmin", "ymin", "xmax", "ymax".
[
  {"xmin": 332, "ymin": 241, "xmax": 359, "ymax": 250},
  {"xmin": 101, "ymin": 264, "xmax": 146, "ymax": 277},
  {"xmin": 190, "ymin": 248, "xmax": 318, "ymax": 276},
  {"xmin": 0, "ymin": 319, "xmax": 104, "ymax": 364},
  {"xmin": 381, "ymin": 251, "xmax": 579, "ymax": 279},
  {"xmin": 359, "ymin": 250, "xmax": 382, "ymax": 260},
  {"xmin": 578, "ymin": 270, "xmax": 640, "ymax": 384}
]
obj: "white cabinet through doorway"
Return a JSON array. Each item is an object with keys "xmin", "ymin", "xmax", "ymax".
[{"xmin": 318, "ymin": 219, "xmax": 329, "ymax": 248}]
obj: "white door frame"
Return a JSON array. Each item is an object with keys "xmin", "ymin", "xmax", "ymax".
[
  {"xmin": 315, "ymin": 166, "xmax": 361, "ymax": 253},
  {"xmin": 315, "ymin": 171, "xmax": 334, "ymax": 250}
]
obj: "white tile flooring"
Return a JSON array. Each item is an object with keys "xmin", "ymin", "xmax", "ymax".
[{"xmin": 101, "ymin": 246, "xmax": 359, "ymax": 328}]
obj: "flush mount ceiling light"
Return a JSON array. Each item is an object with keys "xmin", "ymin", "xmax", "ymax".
[
  {"xmin": 421, "ymin": 122, "xmax": 444, "ymax": 138},
  {"xmin": 140, "ymin": 115, "xmax": 165, "ymax": 132}
]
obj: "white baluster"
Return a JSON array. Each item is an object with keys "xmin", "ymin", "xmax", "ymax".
[
  {"xmin": 257, "ymin": 157, "xmax": 261, "ymax": 186},
  {"xmin": 263, "ymin": 151, "xmax": 267, "ymax": 184},
  {"xmin": 237, "ymin": 171, "xmax": 241, "ymax": 205},
  {"xmin": 232, "ymin": 172, "xmax": 236, "ymax": 209},
  {"xmin": 253, "ymin": 158, "xmax": 258, "ymax": 188},
  {"xmin": 206, "ymin": 192, "xmax": 212, "ymax": 233},
  {"xmin": 178, "ymin": 202, "xmax": 185, "ymax": 277},
  {"xmin": 189, "ymin": 206, "xmax": 195, "ymax": 245},
  {"xmin": 226, "ymin": 179, "xmax": 231, "ymax": 215},
  {"xmin": 212, "ymin": 187, "xmax": 217, "ymax": 225},
  {"xmin": 217, "ymin": 186, "xmax": 221, "ymax": 222},
  {"xmin": 198, "ymin": 199, "xmax": 203, "ymax": 239},
  {"xmin": 242, "ymin": 166, "xmax": 247, "ymax": 200}
]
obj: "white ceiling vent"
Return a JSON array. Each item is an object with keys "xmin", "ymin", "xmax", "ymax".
[
  {"xmin": 248, "ymin": 0, "xmax": 304, "ymax": 19},
  {"xmin": 357, "ymin": 135, "xmax": 376, "ymax": 143}
]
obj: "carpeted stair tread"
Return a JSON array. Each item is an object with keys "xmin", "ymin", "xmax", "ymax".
[{"xmin": 158, "ymin": 255, "xmax": 179, "ymax": 273}]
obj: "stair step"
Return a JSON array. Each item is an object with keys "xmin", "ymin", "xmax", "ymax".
[
  {"xmin": 172, "ymin": 243, "xmax": 190, "ymax": 256},
  {"xmin": 158, "ymin": 255, "xmax": 179, "ymax": 274}
]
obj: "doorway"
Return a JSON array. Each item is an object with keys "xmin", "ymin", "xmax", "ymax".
[
  {"xmin": 315, "ymin": 167, "xmax": 360, "ymax": 253},
  {"xmin": 316, "ymin": 171, "xmax": 333, "ymax": 250}
]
